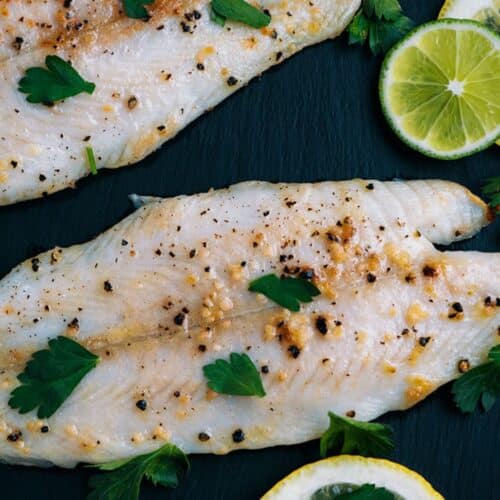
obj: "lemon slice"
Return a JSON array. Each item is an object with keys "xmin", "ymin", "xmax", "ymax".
[
  {"xmin": 262, "ymin": 456, "xmax": 443, "ymax": 500},
  {"xmin": 379, "ymin": 20, "xmax": 500, "ymax": 159},
  {"xmin": 439, "ymin": 0, "xmax": 500, "ymax": 32}
]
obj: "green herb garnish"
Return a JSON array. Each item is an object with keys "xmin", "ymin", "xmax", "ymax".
[
  {"xmin": 210, "ymin": 5, "xmax": 227, "ymax": 27},
  {"xmin": 248, "ymin": 274, "xmax": 320, "ymax": 312},
  {"xmin": 325, "ymin": 484, "xmax": 396, "ymax": 500},
  {"xmin": 18, "ymin": 55, "xmax": 95, "ymax": 104},
  {"xmin": 452, "ymin": 345, "xmax": 500, "ymax": 413},
  {"xmin": 122, "ymin": 0, "xmax": 153, "ymax": 20},
  {"xmin": 211, "ymin": 0, "xmax": 271, "ymax": 29},
  {"xmin": 347, "ymin": 0, "xmax": 414, "ymax": 55},
  {"xmin": 87, "ymin": 443, "xmax": 189, "ymax": 500},
  {"xmin": 203, "ymin": 352, "xmax": 266, "ymax": 397},
  {"xmin": 483, "ymin": 177, "xmax": 500, "ymax": 212},
  {"xmin": 9, "ymin": 336, "xmax": 99, "ymax": 418},
  {"xmin": 320, "ymin": 412, "xmax": 394, "ymax": 458},
  {"xmin": 86, "ymin": 147, "xmax": 98, "ymax": 175}
]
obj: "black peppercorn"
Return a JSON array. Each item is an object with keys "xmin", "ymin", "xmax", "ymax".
[
  {"xmin": 174, "ymin": 313, "xmax": 185, "ymax": 325},
  {"xmin": 419, "ymin": 337, "xmax": 431, "ymax": 347},
  {"xmin": 136, "ymin": 399, "xmax": 147, "ymax": 411},
  {"xmin": 232, "ymin": 429, "xmax": 245, "ymax": 443},
  {"xmin": 315, "ymin": 316, "xmax": 328, "ymax": 335}
]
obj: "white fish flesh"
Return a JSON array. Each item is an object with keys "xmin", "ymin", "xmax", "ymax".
[
  {"xmin": 0, "ymin": 0, "xmax": 360, "ymax": 205},
  {"xmin": 0, "ymin": 179, "xmax": 498, "ymax": 467}
]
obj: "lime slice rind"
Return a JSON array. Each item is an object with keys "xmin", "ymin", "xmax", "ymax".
[{"xmin": 380, "ymin": 19, "xmax": 500, "ymax": 160}]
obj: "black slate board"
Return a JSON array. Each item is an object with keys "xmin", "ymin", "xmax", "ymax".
[{"xmin": 1, "ymin": 1, "xmax": 499, "ymax": 498}]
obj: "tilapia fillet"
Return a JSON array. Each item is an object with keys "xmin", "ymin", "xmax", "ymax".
[
  {"xmin": 0, "ymin": 0, "xmax": 360, "ymax": 205},
  {"xmin": 0, "ymin": 179, "xmax": 498, "ymax": 467}
]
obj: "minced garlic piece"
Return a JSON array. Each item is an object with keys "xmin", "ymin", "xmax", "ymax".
[
  {"xmin": 228, "ymin": 264, "xmax": 244, "ymax": 282},
  {"xmin": 264, "ymin": 324, "xmax": 277, "ymax": 341},
  {"xmin": 64, "ymin": 424, "xmax": 79, "ymax": 437},
  {"xmin": 218, "ymin": 296, "xmax": 233, "ymax": 312},
  {"xmin": 406, "ymin": 302, "xmax": 429, "ymax": 326},
  {"xmin": 131, "ymin": 432, "xmax": 144, "ymax": 444},
  {"xmin": 405, "ymin": 375, "xmax": 434, "ymax": 403},
  {"xmin": 26, "ymin": 420, "xmax": 44, "ymax": 433},
  {"xmin": 102, "ymin": 104, "xmax": 114, "ymax": 113},
  {"xmin": 152, "ymin": 426, "xmax": 170, "ymax": 441},
  {"xmin": 186, "ymin": 273, "xmax": 199, "ymax": 286},
  {"xmin": 383, "ymin": 361, "xmax": 397, "ymax": 374},
  {"xmin": 328, "ymin": 241, "xmax": 347, "ymax": 263},
  {"xmin": 367, "ymin": 253, "xmax": 380, "ymax": 271},
  {"xmin": 385, "ymin": 243, "xmax": 411, "ymax": 270},
  {"xmin": 284, "ymin": 313, "xmax": 311, "ymax": 349}
]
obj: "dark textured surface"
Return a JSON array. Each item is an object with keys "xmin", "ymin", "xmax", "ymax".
[{"xmin": 0, "ymin": 1, "xmax": 499, "ymax": 498}]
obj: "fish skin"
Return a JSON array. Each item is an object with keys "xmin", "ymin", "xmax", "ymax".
[
  {"xmin": 0, "ymin": 179, "xmax": 498, "ymax": 467},
  {"xmin": 0, "ymin": 0, "xmax": 361, "ymax": 205}
]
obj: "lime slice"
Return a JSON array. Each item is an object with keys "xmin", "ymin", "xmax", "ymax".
[
  {"xmin": 262, "ymin": 455, "xmax": 444, "ymax": 500},
  {"xmin": 438, "ymin": 0, "xmax": 500, "ymax": 146},
  {"xmin": 379, "ymin": 20, "xmax": 500, "ymax": 159}
]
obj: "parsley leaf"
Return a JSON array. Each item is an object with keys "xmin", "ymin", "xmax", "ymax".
[
  {"xmin": 483, "ymin": 177, "xmax": 500, "ymax": 212},
  {"xmin": 86, "ymin": 147, "xmax": 98, "ymax": 175},
  {"xmin": 211, "ymin": 0, "xmax": 271, "ymax": 29},
  {"xmin": 9, "ymin": 336, "xmax": 99, "ymax": 418},
  {"xmin": 312, "ymin": 484, "xmax": 396, "ymax": 500},
  {"xmin": 248, "ymin": 274, "xmax": 320, "ymax": 312},
  {"xmin": 203, "ymin": 352, "xmax": 266, "ymax": 397},
  {"xmin": 87, "ymin": 443, "xmax": 189, "ymax": 500},
  {"xmin": 18, "ymin": 56, "xmax": 96, "ymax": 104},
  {"xmin": 122, "ymin": 0, "xmax": 153, "ymax": 20},
  {"xmin": 363, "ymin": 0, "xmax": 403, "ymax": 22},
  {"xmin": 347, "ymin": 0, "xmax": 414, "ymax": 55},
  {"xmin": 210, "ymin": 6, "xmax": 227, "ymax": 27},
  {"xmin": 452, "ymin": 345, "xmax": 500, "ymax": 413},
  {"xmin": 320, "ymin": 412, "xmax": 394, "ymax": 458}
]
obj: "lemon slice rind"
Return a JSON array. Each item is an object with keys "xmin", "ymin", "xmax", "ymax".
[{"xmin": 262, "ymin": 455, "xmax": 444, "ymax": 500}]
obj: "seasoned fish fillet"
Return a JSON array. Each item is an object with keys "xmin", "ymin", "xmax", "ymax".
[
  {"xmin": 0, "ymin": 1, "xmax": 122, "ymax": 61},
  {"xmin": 0, "ymin": 179, "xmax": 498, "ymax": 467},
  {"xmin": 0, "ymin": 0, "xmax": 360, "ymax": 205}
]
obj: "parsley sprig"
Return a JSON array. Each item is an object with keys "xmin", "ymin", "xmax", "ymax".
[
  {"xmin": 122, "ymin": 0, "xmax": 153, "ymax": 20},
  {"xmin": 248, "ymin": 274, "xmax": 320, "ymax": 312},
  {"xmin": 18, "ymin": 56, "xmax": 95, "ymax": 105},
  {"xmin": 9, "ymin": 336, "xmax": 99, "ymax": 418},
  {"xmin": 203, "ymin": 352, "xmax": 266, "ymax": 397},
  {"xmin": 86, "ymin": 147, "xmax": 98, "ymax": 175},
  {"xmin": 347, "ymin": 0, "xmax": 414, "ymax": 55},
  {"xmin": 452, "ymin": 345, "xmax": 500, "ymax": 413},
  {"xmin": 483, "ymin": 177, "xmax": 500, "ymax": 212},
  {"xmin": 313, "ymin": 484, "xmax": 396, "ymax": 500},
  {"xmin": 211, "ymin": 0, "xmax": 271, "ymax": 29},
  {"xmin": 88, "ymin": 443, "xmax": 189, "ymax": 500},
  {"xmin": 320, "ymin": 412, "xmax": 394, "ymax": 458}
]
